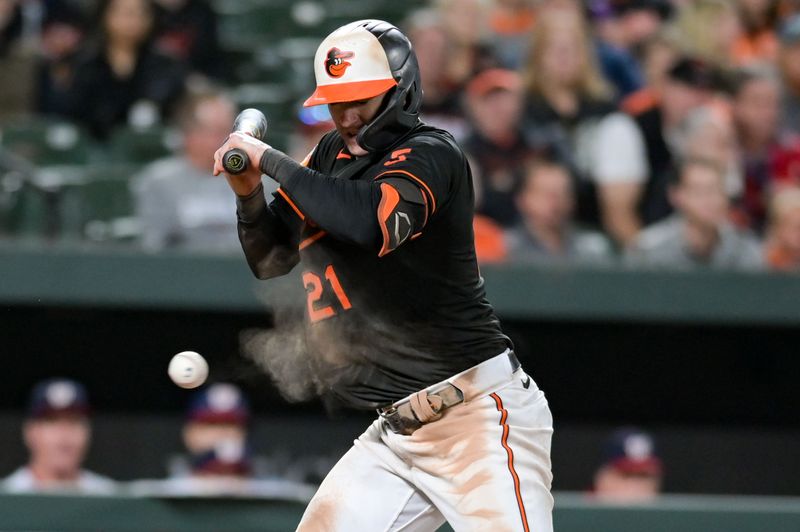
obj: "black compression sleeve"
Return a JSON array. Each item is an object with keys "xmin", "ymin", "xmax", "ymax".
[
  {"xmin": 235, "ymin": 182, "xmax": 299, "ymax": 279},
  {"xmin": 260, "ymin": 148, "xmax": 383, "ymax": 248}
]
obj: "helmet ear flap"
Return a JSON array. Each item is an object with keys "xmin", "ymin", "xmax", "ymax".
[{"xmin": 353, "ymin": 21, "xmax": 422, "ymax": 153}]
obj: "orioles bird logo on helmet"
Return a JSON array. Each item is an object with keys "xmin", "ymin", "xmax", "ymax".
[{"xmin": 325, "ymin": 47, "xmax": 355, "ymax": 78}]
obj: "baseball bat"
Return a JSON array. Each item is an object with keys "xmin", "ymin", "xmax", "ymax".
[{"xmin": 222, "ymin": 108, "xmax": 269, "ymax": 175}]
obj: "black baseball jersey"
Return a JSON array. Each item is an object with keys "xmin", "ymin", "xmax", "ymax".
[{"xmin": 237, "ymin": 123, "xmax": 511, "ymax": 409}]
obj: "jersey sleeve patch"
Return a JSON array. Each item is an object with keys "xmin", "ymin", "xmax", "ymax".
[{"xmin": 377, "ymin": 183, "xmax": 414, "ymax": 257}]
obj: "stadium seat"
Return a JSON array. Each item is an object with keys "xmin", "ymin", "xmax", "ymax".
[
  {"xmin": 4, "ymin": 164, "xmax": 139, "ymax": 242},
  {"xmin": 108, "ymin": 127, "xmax": 177, "ymax": 165},
  {"xmin": 0, "ymin": 121, "xmax": 92, "ymax": 166}
]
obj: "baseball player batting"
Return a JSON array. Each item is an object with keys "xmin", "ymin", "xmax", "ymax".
[{"xmin": 213, "ymin": 20, "xmax": 554, "ymax": 531}]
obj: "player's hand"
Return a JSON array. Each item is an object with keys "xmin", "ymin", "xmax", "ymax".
[{"xmin": 213, "ymin": 132, "xmax": 271, "ymax": 197}]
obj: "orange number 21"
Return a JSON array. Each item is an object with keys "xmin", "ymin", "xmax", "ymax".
[{"xmin": 302, "ymin": 265, "xmax": 352, "ymax": 322}]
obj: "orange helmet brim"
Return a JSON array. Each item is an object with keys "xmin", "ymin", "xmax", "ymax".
[{"xmin": 303, "ymin": 78, "xmax": 397, "ymax": 107}]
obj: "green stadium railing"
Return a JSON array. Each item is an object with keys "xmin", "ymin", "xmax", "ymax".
[
  {"xmin": 1, "ymin": 243, "xmax": 800, "ymax": 325},
  {"xmin": 0, "ymin": 492, "xmax": 798, "ymax": 531}
]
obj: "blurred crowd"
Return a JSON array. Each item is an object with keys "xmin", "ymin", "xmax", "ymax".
[
  {"xmin": 2, "ymin": 377, "xmax": 663, "ymax": 503},
  {"xmin": 1, "ymin": 0, "xmax": 800, "ymax": 272},
  {"xmin": 0, "ymin": 377, "xmax": 321, "ymax": 499}
]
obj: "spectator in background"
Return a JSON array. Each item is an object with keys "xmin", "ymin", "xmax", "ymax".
[
  {"xmin": 405, "ymin": 2, "xmax": 495, "ymax": 140},
  {"xmin": 171, "ymin": 383, "xmax": 252, "ymax": 480},
  {"xmin": 590, "ymin": 0, "xmax": 673, "ymax": 100},
  {"xmin": 0, "ymin": 1, "xmax": 22, "ymax": 57},
  {"xmin": 486, "ymin": 0, "xmax": 537, "ymax": 70},
  {"xmin": 674, "ymin": 0, "xmax": 742, "ymax": 70},
  {"xmin": 765, "ymin": 187, "xmax": 800, "ymax": 270},
  {"xmin": 2, "ymin": 378, "xmax": 114, "ymax": 494},
  {"xmin": 593, "ymin": 428, "xmax": 662, "ymax": 502},
  {"xmin": 522, "ymin": 9, "xmax": 648, "ymax": 247},
  {"xmin": 131, "ymin": 87, "xmax": 262, "ymax": 252},
  {"xmin": 0, "ymin": 0, "xmax": 35, "ymax": 120},
  {"xmin": 730, "ymin": 66, "xmax": 800, "ymax": 233},
  {"xmin": 152, "ymin": 0, "xmax": 224, "ymax": 80},
  {"xmin": 628, "ymin": 56, "xmax": 720, "ymax": 226},
  {"xmin": 1, "ymin": 0, "xmax": 89, "ymax": 120},
  {"xmin": 620, "ymin": 27, "xmax": 683, "ymax": 115},
  {"xmin": 677, "ymin": 105, "xmax": 743, "ymax": 202},
  {"xmin": 65, "ymin": 0, "xmax": 187, "ymax": 139},
  {"xmin": 627, "ymin": 157, "xmax": 763, "ymax": 270},
  {"xmin": 35, "ymin": 3, "xmax": 87, "ymax": 116},
  {"xmin": 405, "ymin": 11, "xmax": 465, "ymax": 137},
  {"xmin": 128, "ymin": 382, "xmax": 315, "ymax": 499},
  {"xmin": 463, "ymin": 68, "xmax": 534, "ymax": 227},
  {"xmin": 734, "ymin": 0, "xmax": 781, "ymax": 66},
  {"xmin": 780, "ymin": 0, "xmax": 800, "ymax": 18},
  {"xmin": 505, "ymin": 159, "xmax": 612, "ymax": 265},
  {"xmin": 778, "ymin": 15, "xmax": 800, "ymax": 135}
]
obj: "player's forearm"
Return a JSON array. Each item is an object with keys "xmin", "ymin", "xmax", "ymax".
[
  {"xmin": 260, "ymin": 149, "xmax": 381, "ymax": 248},
  {"xmin": 236, "ymin": 184, "xmax": 300, "ymax": 279}
]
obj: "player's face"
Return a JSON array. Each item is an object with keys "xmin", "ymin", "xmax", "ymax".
[
  {"xmin": 24, "ymin": 416, "xmax": 90, "ymax": 476},
  {"xmin": 328, "ymin": 93, "xmax": 387, "ymax": 157}
]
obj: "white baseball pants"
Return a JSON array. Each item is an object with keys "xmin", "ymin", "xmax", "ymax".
[{"xmin": 296, "ymin": 352, "xmax": 554, "ymax": 531}]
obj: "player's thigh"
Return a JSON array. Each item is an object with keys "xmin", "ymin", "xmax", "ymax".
[
  {"xmin": 297, "ymin": 421, "xmax": 446, "ymax": 532},
  {"xmin": 411, "ymin": 375, "xmax": 554, "ymax": 532}
]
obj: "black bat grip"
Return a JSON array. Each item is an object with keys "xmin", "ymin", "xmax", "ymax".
[{"xmin": 221, "ymin": 108, "xmax": 268, "ymax": 175}]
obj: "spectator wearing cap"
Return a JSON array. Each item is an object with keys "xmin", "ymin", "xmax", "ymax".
[
  {"xmin": 778, "ymin": 15, "xmax": 800, "ymax": 135},
  {"xmin": 765, "ymin": 187, "xmax": 800, "ymax": 271},
  {"xmin": 593, "ymin": 427, "xmax": 662, "ymax": 502},
  {"xmin": 522, "ymin": 9, "xmax": 649, "ymax": 246},
  {"xmin": 2, "ymin": 378, "xmax": 114, "ymax": 494},
  {"xmin": 627, "ymin": 56, "xmax": 721, "ymax": 227},
  {"xmin": 463, "ymin": 68, "xmax": 536, "ymax": 228},
  {"xmin": 129, "ymin": 382, "xmax": 316, "ymax": 499},
  {"xmin": 626, "ymin": 157, "xmax": 763, "ymax": 270},
  {"xmin": 171, "ymin": 382, "xmax": 253, "ymax": 479},
  {"xmin": 505, "ymin": 158, "xmax": 613, "ymax": 265}
]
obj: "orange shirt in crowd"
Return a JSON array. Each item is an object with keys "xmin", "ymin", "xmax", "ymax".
[
  {"xmin": 733, "ymin": 31, "xmax": 779, "ymax": 67},
  {"xmin": 474, "ymin": 215, "xmax": 507, "ymax": 263}
]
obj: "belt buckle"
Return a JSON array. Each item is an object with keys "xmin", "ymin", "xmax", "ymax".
[{"xmin": 379, "ymin": 405, "xmax": 422, "ymax": 436}]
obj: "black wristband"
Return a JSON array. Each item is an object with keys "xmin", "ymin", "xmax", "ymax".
[
  {"xmin": 259, "ymin": 148, "xmax": 303, "ymax": 185},
  {"xmin": 236, "ymin": 182, "xmax": 266, "ymax": 224}
]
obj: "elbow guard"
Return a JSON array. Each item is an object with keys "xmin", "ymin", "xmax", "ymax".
[{"xmin": 376, "ymin": 178, "xmax": 427, "ymax": 257}]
